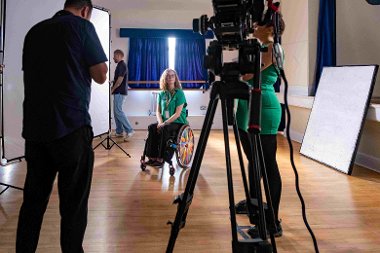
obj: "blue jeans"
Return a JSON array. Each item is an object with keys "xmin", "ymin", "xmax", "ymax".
[{"xmin": 113, "ymin": 93, "xmax": 133, "ymax": 134}]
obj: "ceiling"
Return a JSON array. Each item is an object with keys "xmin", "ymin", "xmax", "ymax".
[{"xmin": 93, "ymin": 0, "xmax": 213, "ymax": 13}]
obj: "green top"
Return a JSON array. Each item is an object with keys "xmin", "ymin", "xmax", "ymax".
[
  {"xmin": 236, "ymin": 64, "xmax": 282, "ymax": 135},
  {"xmin": 157, "ymin": 88, "xmax": 188, "ymax": 124}
]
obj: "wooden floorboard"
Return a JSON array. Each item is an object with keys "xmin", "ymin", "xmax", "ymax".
[{"xmin": 1, "ymin": 130, "xmax": 380, "ymax": 252}]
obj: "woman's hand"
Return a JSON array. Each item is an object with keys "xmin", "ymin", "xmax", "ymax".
[
  {"xmin": 157, "ymin": 122, "xmax": 167, "ymax": 130},
  {"xmin": 242, "ymin": 73, "xmax": 254, "ymax": 81}
]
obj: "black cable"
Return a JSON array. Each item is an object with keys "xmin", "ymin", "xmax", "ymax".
[{"xmin": 280, "ymin": 68, "xmax": 320, "ymax": 253}]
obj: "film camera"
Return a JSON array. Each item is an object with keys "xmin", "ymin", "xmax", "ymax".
[{"xmin": 193, "ymin": 0, "xmax": 280, "ymax": 77}]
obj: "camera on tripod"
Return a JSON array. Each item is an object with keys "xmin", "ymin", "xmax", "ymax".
[
  {"xmin": 166, "ymin": 2, "xmax": 288, "ymax": 253},
  {"xmin": 192, "ymin": 0, "xmax": 279, "ymax": 78}
]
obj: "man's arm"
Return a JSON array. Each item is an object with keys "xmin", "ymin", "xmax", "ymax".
[
  {"xmin": 111, "ymin": 76, "xmax": 124, "ymax": 93},
  {"xmin": 89, "ymin": 63, "xmax": 108, "ymax": 84}
]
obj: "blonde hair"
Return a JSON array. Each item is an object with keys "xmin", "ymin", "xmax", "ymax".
[{"xmin": 159, "ymin": 68, "xmax": 181, "ymax": 91}]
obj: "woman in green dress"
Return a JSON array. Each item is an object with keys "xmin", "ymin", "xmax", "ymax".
[
  {"xmin": 235, "ymin": 14, "xmax": 285, "ymax": 237},
  {"xmin": 145, "ymin": 69, "xmax": 188, "ymax": 167}
]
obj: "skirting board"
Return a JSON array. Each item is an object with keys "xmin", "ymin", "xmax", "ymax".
[
  {"xmin": 355, "ymin": 152, "xmax": 380, "ymax": 173},
  {"xmin": 287, "ymin": 129, "xmax": 304, "ymax": 143},
  {"xmin": 289, "ymin": 129, "xmax": 380, "ymax": 173}
]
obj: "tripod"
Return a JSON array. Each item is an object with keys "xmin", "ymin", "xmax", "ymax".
[
  {"xmin": 166, "ymin": 40, "xmax": 279, "ymax": 253},
  {"xmin": 93, "ymin": 86, "xmax": 131, "ymax": 158}
]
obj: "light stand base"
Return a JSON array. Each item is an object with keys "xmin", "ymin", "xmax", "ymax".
[
  {"xmin": 0, "ymin": 182, "xmax": 23, "ymax": 195},
  {"xmin": 93, "ymin": 134, "xmax": 131, "ymax": 157}
]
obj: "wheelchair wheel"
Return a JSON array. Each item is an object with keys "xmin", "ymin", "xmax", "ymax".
[
  {"xmin": 176, "ymin": 125, "xmax": 195, "ymax": 168},
  {"xmin": 140, "ymin": 156, "xmax": 146, "ymax": 171},
  {"xmin": 169, "ymin": 164, "xmax": 175, "ymax": 176}
]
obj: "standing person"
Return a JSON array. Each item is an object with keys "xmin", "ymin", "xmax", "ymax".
[
  {"xmin": 234, "ymin": 14, "xmax": 286, "ymax": 237},
  {"xmin": 17, "ymin": 1, "xmax": 108, "ymax": 252},
  {"xmin": 111, "ymin": 49, "xmax": 135, "ymax": 141},
  {"xmin": 144, "ymin": 69, "xmax": 188, "ymax": 167}
]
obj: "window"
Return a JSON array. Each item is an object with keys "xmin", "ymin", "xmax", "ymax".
[
  {"xmin": 168, "ymin": 37, "xmax": 176, "ymax": 69},
  {"xmin": 128, "ymin": 37, "xmax": 206, "ymax": 89}
]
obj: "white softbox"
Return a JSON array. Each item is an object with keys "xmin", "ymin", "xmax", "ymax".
[{"xmin": 2, "ymin": 1, "xmax": 110, "ymax": 161}]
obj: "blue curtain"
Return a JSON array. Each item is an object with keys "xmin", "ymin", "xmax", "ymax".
[
  {"xmin": 314, "ymin": 0, "xmax": 336, "ymax": 94},
  {"xmin": 175, "ymin": 39, "xmax": 207, "ymax": 89},
  {"xmin": 128, "ymin": 38, "xmax": 168, "ymax": 88}
]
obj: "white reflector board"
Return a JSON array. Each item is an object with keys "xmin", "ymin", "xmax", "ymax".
[
  {"xmin": 300, "ymin": 65, "xmax": 378, "ymax": 174},
  {"xmin": 3, "ymin": 2, "xmax": 110, "ymax": 160},
  {"xmin": 89, "ymin": 7, "xmax": 110, "ymax": 137}
]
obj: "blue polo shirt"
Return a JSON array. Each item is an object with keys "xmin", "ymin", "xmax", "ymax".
[
  {"xmin": 22, "ymin": 10, "xmax": 108, "ymax": 142},
  {"xmin": 112, "ymin": 60, "xmax": 128, "ymax": 95}
]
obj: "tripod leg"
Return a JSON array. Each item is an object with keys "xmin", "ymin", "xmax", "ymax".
[
  {"xmin": 220, "ymin": 99, "xmax": 239, "ymax": 243},
  {"xmin": 110, "ymin": 138, "xmax": 131, "ymax": 157},
  {"xmin": 166, "ymin": 83, "xmax": 221, "ymax": 253},
  {"xmin": 0, "ymin": 182, "xmax": 23, "ymax": 195},
  {"xmin": 93, "ymin": 138, "xmax": 104, "ymax": 150},
  {"xmin": 257, "ymin": 136, "xmax": 278, "ymax": 252},
  {"xmin": 232, "ymin": 119, "xmax": 257, "ymax": 224},
  {"xmin": 93, "ymin": 134, "xmax": 131, "ymax": 158},
  {"xmin": 249, "ymin": 133, "xmax": 268, "ymax": 240}
]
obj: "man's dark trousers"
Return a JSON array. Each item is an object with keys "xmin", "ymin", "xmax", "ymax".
[{"xmin": 16, "ymin": 126, "xmax": 94, "ymax": 253}]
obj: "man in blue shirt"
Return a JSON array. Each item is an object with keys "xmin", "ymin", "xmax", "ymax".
[
  {"xmin": 17, "ymin": 1, "xmax": 108, "ymax": 252},
  {"xmin": 111, "ymin": 49, "xmax": 135, "ymax": 140}
]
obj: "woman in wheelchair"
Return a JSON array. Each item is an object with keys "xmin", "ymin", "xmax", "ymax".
[{"xmin": 143, "ymin": 68, "xmax": 188, "ymax": 168}]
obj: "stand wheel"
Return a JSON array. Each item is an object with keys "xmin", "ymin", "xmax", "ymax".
[{"xmin": 169, "ymin": 165, "xmax": 175, "ymax": 176}]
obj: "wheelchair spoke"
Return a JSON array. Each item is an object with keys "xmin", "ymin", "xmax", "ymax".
[{"xmin": 176, "ymin": 125, "xmax": 195, "ymax": 167}]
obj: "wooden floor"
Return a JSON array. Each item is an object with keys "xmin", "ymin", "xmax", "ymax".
[{"xmin": 1, "ymin": 130, "xmax": 380, "ymax": 253}]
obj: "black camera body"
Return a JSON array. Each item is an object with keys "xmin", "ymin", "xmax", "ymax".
[
  {"xmin": 193, "ymin": 0, "xmax": 278, "ymax": 78},
  {"xmin": 193, "ymin": 0, "xmax": 270, "ymax": 49},
  {"xmin": 193, "ymin": 0, "xmax": 280, "ymax": 79}
]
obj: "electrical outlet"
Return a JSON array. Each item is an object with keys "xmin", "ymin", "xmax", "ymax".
[{"xmin": 200, "ymin": 106, "xmax": 207, "ymax": 110}]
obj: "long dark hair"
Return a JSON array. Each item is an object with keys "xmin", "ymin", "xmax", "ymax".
[{"xmin": 267, "ymin": 12, "xmax": 285, "ymax": 36}]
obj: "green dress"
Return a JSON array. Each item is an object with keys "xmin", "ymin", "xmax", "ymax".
[
  {"xmin": 157, "ymin": 88, "xmax": 188, "ymax": 124},
  {"xmin": 236, "ymin": 64, "xmax": 281, "ymax": 135}
]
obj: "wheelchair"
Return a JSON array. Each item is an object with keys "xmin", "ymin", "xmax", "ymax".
[{"xmin": 140, "ymin": 124, "xmax": 195, "ymax": 176}]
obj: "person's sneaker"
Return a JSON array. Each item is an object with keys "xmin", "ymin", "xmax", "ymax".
[
  {"xmin": 235, "ymin": 199, "xmax": 248, "ymax": 214},
  {"xmin": 112, "ymin": 132, "xmax": 124, "ymax": 138},
  {"xmin": 247, "ymin": 220, "xmax": 283, "ymax": 238},
  {"xmin": 124, "ymin": 130, "xmax": 135, "ymax": 140},
  {"xmin": 124, "ymin": 131, "xmax": 135, "ymax": 141}
]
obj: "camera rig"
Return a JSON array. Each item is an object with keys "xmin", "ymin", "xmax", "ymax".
[{"xmin": 166, "ymin": 1, "xmax": 286, "ymax": 253}]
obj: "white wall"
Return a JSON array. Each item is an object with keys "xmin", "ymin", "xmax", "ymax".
[
  {"xmin": 281, "ymin": 0, "xmax": 309, "ymax": 94},
  {"xmin": 336, "ymin": 0, "xmax": 380, "ymax": 97}
]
